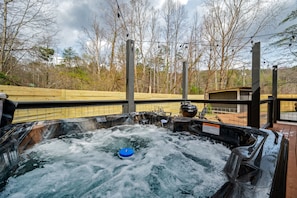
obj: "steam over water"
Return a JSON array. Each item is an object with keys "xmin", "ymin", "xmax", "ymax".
[{"xmin": 1, "ymin": 125, "xmax": 230, "ymax": 198}]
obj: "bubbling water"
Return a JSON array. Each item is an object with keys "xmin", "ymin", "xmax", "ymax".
[{"xmin": 1, "ymin": 125, "xmax": 230, "ymax": 198}]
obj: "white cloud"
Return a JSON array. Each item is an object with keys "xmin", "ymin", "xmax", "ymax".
[
  {"xmin": 178, "ymin": 0, "xmax": 188, "ymax": 5},
  {"xmin": 152, "ymin": 0, "xmax": 189, "ymax": 9}
]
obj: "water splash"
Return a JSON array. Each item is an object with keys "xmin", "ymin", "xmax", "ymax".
[{"xmin": 0, "ymin": 125, "xmax": 230, "ymax": 198}]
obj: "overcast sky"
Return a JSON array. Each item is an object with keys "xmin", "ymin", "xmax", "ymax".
[
  {"xmin": 52, "ymin": 0, "xmax": 211, "ymax": 54},
  {"xmin": 52, "ymin": 0, "xmax": 296, "ymax": 59}
]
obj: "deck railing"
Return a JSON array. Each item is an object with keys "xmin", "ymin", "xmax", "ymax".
[
  {"xmin": 276, "ymin": 98, "xmax": 297, "ymax": 123},
  {"xmin": 260, "ymin": 97, "xmax": 274, "ymax": 128},
  {"xmin": 13, "ymin": 99, "xmax": 258, "ymax": 127},
  {"xmin": 12, "ymin": 96, "xmax": 296, "ymax": 128}
]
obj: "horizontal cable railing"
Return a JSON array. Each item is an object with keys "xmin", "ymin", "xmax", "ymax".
[
  {"xmin": 12, "ymin": 97, "xmax": 290, "ymax": 128},
  {"xmin": 13, "ymin": 99, "xmax": 260, "ymax": 127},
  {"xmin": 276, "ymin": 98, "xmax": 297, "ymax": 122},
  {"xmin": 16, "ymin": 100, "xmax": 128, "ymax": 109},
  {"xmin": 260, "ymin": 97, "xmax": 273, "ymax": 129}
]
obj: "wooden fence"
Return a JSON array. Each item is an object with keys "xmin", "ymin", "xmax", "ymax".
[
  {"xmin": 1, "ymin": 85, "xmax": 204, "ymax": 123},
  {"xmin": 1, "ymin": 85, "xmax": 204, "ymax": 101},
  {"xmin": 1, "ymin": 85, "xmax": 296, "ymax": 123}
]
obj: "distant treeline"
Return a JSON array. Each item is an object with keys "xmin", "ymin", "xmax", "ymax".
[{"xmin": 2, "ymin": 64, "xmax": 297, "ymax": 94}]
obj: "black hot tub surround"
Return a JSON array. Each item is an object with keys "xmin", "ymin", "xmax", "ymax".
[{"xmin": 0, "ymin": 112, "xmax": 288, "ymax": 197}]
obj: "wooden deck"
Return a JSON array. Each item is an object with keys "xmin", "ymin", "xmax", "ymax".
[
  {"xmin": 272, "ymin": 122, "xmax": 297, "ymax": 198},
  {"xmin": 215, "ymin": 112, "xmax": 247, "ymax": 126}
]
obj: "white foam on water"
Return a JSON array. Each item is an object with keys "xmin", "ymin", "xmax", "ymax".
[{"xmin": 1, "ymin": 125, "xmax": 231, "ymax": 198}]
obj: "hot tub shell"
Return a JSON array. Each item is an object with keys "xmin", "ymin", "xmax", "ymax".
[{"xmin": 0, "ymin": 112, "xmax": 288, "ymax": 197}]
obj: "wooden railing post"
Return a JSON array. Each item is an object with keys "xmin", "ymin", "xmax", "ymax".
[
  {"xmin": 250, "ymin": 42, "xmax": 260, "ymax": 128},
  {"xmin": 272, "ymin": 65, "xmax": 278, "ymax": 123},
  {"xmin": 268, "ymin": 96, "xmax": 273, "ymax": 128},
  {"xmin": 182, "ymin": 61, "xmax": 188, "ymax": 100},
  {"xmin": 124, "ymin": 39, "xmax": 135, "ymax": 113}
]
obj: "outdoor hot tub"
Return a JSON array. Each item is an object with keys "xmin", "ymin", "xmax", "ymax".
[{"xmin": 0, "ymin": 112, "xmax": 288, "ymax": 197}]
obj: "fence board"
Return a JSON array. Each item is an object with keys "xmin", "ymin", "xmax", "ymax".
[
  {"xmin": 0, "ymin": 85, "xmax": 205, "ymax": 101},
  {"xmin": 1, "ymin": 85, "xmax": 296, "ymax": 123}
]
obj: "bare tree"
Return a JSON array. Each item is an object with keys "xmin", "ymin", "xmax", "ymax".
[
  {"xmin": 129, "ymin": 0, "xmax": 163, "ymax": 93},
  {"xmin": 128, "ymin": 0, "xmax": 150, "ymax": 92},
  {"xmin": 103, "ymin": 0, "xmax": 129, "ymax": 91},
  {"xmin": 160, "ymin": 0, "xmax": 188, "ymax": 93},
  {"xmin": 0, "ymin": 0, "xmax": 56, "ymax": 74},
  {"xmin": 201, "ymin": 0, "xmax": 284, "ymax": 90},
  {"xmin": 187, "ymin": 11, "xmax": 204, "ymax": 94},
  {"xmin": 160, "ymin": 0, "xmax": 174, "ymax": 93},
  {"xmin": 147, "ymin": 9, "xmax": 160, "ymax": 93},
  {"xmin": 81, "ymin": 16, "xmax": 106, "ymax": 75},
  {"xmin": 171, "ymin": 1, "xmax": 187, "ymax": 94}
]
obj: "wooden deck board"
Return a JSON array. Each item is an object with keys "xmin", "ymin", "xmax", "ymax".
[
  {"xmin": 214, "ymin": 112, "xmax": 247, "ymax": 126},
  {"xmin": 273, "ymin": 123, "xmax": 297, "ymax": 198}
]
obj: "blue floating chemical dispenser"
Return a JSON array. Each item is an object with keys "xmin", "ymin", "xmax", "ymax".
[{"xmin": 118, "ymin": 147, "xmax": 134, "ymax": 159}]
